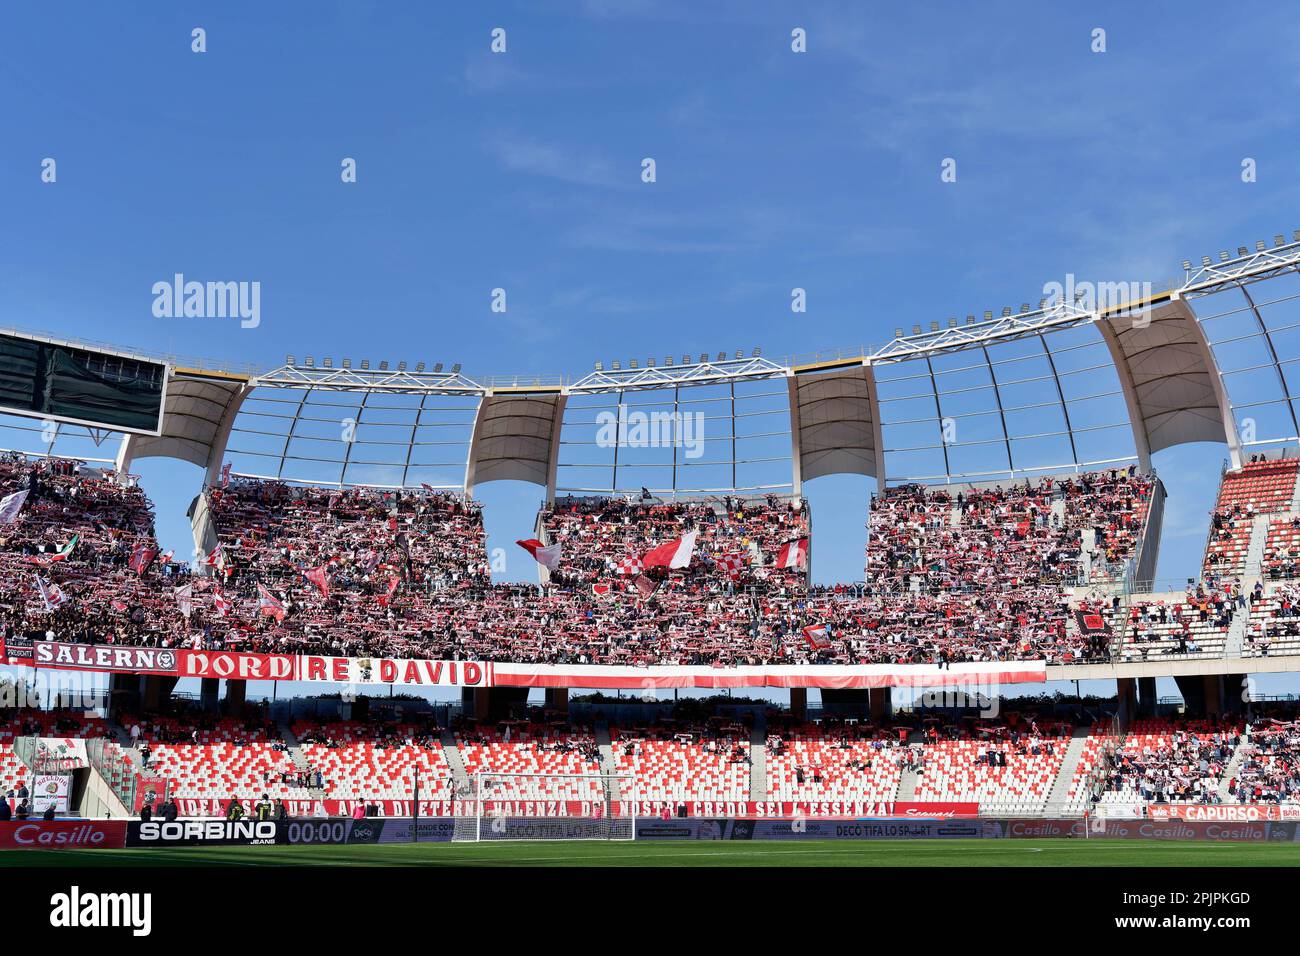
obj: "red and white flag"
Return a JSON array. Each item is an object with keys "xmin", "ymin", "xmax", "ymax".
[
  {"xmin": 776, "ymin": 537, "xmax": 809, "ymax": 569},
  {"xmin": 36, "ymin": 576, "xmax": 68, "ymax": 612},
  {"xmin": 515, "ymin": 538, "xmax": 561, "ymax": 571},
  {"xmin": 204, "ymin": 543, "xmax": 226, "ymax": 571},
  {"xmin": 220, "ymin": 463, "xmax": 232, "ymax": 488},
  {"xmin": 642, "ymin": 529, "xmax": 698, "ymax": 570},
  {"xmin": 257, "ymin": 584, "xmax": 286, "ymax": 623},
  {"xmin": 0, "ymin": 489, "xmax": 29, "ymax": 524},
  {"xmin": 212, "ymin": 589, "xmax": 232, "ymax": 617},
  {"xmin": 802, "ymin": 624, "xmax": 831, "ymax": 650},
  {"xmin": 592, "ymin": 582, "xmax": 613, "ymax": 598},
  {"xmin": 716, "ymin": 553, "xmax": 745, "ymax": 580},
  {"xmin": 174, "ymin": 583, "xmax": 194, "ymax": 619},
  {"xmin": 129, "ymin": 545, "xmax": 158, "ymax": 576},
  {"xmin": 303, "ymin": 565, "xmax": 331, "ymax": 598},
  {"xmin": 616, "ymin": 555, "xmax": 644, "ymax": 577}
]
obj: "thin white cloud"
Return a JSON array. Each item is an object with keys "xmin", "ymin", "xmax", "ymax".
[{"xmin": 486, "ymin": 135, "xmax": 625, "ymax": 188}]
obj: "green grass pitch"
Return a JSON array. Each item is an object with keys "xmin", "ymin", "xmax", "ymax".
[{"xmin": 3, "ymin": 838, "xmax": 1299, "ymax": 867}]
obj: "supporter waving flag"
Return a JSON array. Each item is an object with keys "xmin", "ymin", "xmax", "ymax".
[
  {"xmin": 257, "ymin": 584, "xmax": 286, "ymax": 623},
  {"xmin": 36, "ymin": 576, "xmax": 69, "ymax": 611},
  {"xmin": 776, "ymin": 537, "xmax": 808, "ymax": 569},
  {"xmin": 31, "ymin": 534, "xmax": 79, "ymax": 565},
  {"xmin": 515, "ymin": 538, "xmax": 561, "ymax": 571},
  {"xmin": 303, "ymin": 564, "xmax": 332, "ymax": 598},
  {"xmin": 616, "ymin": 555, "xmax": 644, "ymax": 576},
  {"xmin": 204, "ymin": 543, "xmax": 226, "ymax": 571},
  {"xmin": 642, "ymin": 529, "xmax": 698, "ymax": 570},
  {"xmin": 174, "ymin": 583, "xmax": 194, "ymax": 619},
  {"xmin": 0, "ymin": 488, "xmax": 29, "ymax": 524},
  {"xmin": 802, "ymin": 623, "xmax": 831, "ymax": 650},
  {"xmin": 377, "ymin": 574, "xmax": 400, "ymax": 607},
  {"xmin": 212, "ymin": 589, "xmax": 232, "ymax": 617},
  {"xmin": 633, "ymin": 573, "xmax": 660, "ymax": 598},
  {"xmin": 716, "ymin": 553, "xmax": 745, "ymax": 580},
  {"xmin": 129, "ymin": 544, "xmax": 157, "ymax": 576}
]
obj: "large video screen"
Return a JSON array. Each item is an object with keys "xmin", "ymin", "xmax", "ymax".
[{"xmin": 0, "ymin": 331, "xmax": 167, "ymax": 435}]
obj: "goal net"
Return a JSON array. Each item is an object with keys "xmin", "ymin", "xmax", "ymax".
[{"xmin": 451, "ymin": 772, "xmax": 636, "ymax": 842}]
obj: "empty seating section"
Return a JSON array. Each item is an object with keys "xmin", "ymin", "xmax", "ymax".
[
  {"xmin": 1204, "ymin": 458, "xmax": 1300, "ymax": 575},
  {"xmin": 913, "ymin": 724, "xmax": 1071, "ymax": 813},
  {"xmin": 131, "ymin": 715, "xmax": 304, "ymax": 803},
  {"xmin": 457, "ymin": 724, "xmax": 604, "ymax": 801},
  {"xmin": 1093, "ymin": 719, "xmax": 1241, "ymax": 805},
  {"xmin": 609, "ymin": 727, "xmax": 751, "ymax": 803},
  {"xmin": 295, "ymin": 721, "xmax": 453, "ymax": 802},
  {"xmin": 765, "ymin": 725, "xmax": 902, "ymax": 802}
]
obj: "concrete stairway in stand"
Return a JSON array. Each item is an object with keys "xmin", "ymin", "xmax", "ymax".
[
  {"xmin": 749, "ymin": 721, "xmax": 767, "ymax": 803},
  {"xmin": 439, "ymin": 728, "xmax": 473, "ymax": 799}
]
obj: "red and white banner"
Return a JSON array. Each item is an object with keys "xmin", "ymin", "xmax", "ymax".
[
  {"xmin": 17, "ymin": 645, "xmax": 1045, "ymax": 690},
  {"xmin": 293, "ymin": 655, "xmax": 492, "ymax": 688},
  {"xmin": 171, "ymin": 797, "xmax": 978, "ymax": 819},
  {"xmin": 1146, "ymin": 804, "xmax": 1300, "ymax": 822},
  {"xmin": 490, "ymin": 660, "xmax": 1046, "ymax": 690},
  {"xmin": 0, "ymin": 821, "xmax": 127, "ymax": 850}
]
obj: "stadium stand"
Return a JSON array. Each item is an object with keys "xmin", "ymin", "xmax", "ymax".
[
  {"xmin": 1093, "ymin": 718, "xmax": 1242, "ymax": 805},
  {"xmin": 765, "ymin": 720, "xmax": 904, "ymax": 803},
  {"xmin": 455, "ymin": 721, "xmax": 604, "ymax": 801},
  {"xmin": 1203, "ymin": 457, "xmax": 1300, "ymax": 576},
  {"xmin": 0, "ymin": 454, "xmax": 189, "ymax": 648},
  {"xmin": 608, "ymin": 723, "xmax": 752, "ymax": 803},
  {"xmin": 295, "ymin": 720, "xmax": 454, "ymax": 802},
  {"xmin": 126, "ymin": 713, "xmax": 307, "ymax": 804}
]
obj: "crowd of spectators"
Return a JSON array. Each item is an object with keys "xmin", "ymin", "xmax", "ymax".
[
  {"xmin": 1233, "ymin": 720, "xmax": 1300, "ymax": 803},
  {"xmin": 0, "ymin": 454, "xmax": 189, "ymax": 650},
  {"xmin": 0, "ymin": 457, "xmax": 1180, "ymax": 668},
  {"xmin": 1095, "ymin": 718, "xmax": 1241, "ymax": 804}
]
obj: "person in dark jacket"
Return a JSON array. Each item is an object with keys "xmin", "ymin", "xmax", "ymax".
[
  {"xmin": 0, "ymin": 799, "xmax": 11, "ymax": 822},
  {"xmin": 161, "ymin": 800, "xmax": 178, "ymax": 822},
  {"xmin": 41, "ymin": 805, "xmax": 55, "ymax": 821}
]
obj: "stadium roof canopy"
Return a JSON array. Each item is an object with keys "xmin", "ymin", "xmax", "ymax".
[{"xmin": 4, "ymin": 233, "xmax": 1300, "ymax": 496}]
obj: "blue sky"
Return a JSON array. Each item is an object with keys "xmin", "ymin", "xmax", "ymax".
[{"xmin": 3, "ymin": 1, "xmax": 1299, "ymax": 700}]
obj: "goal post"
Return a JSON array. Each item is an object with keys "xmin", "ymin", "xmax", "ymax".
[{"xmin": 451, "ymin": 771, "xmax": 636, "ymax": 842}]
